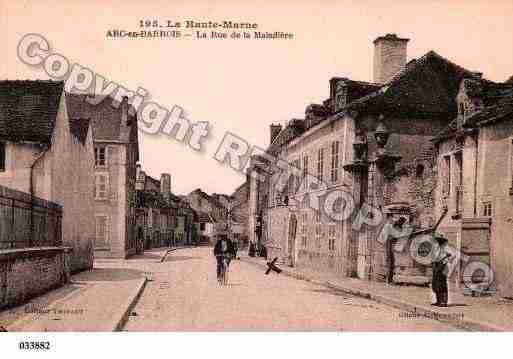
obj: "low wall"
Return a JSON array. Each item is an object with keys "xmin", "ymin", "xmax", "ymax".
[{"xmin": 0, "ymin": 247, "xmax": 70, "ymax": 310}]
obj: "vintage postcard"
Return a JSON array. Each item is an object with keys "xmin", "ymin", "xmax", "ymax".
[{"xmin": 1, "ymin": 0, "xmax": 513, "ymax": 356}]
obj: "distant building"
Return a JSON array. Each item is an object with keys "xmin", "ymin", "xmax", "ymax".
[
  {"xmin": 66, "ymin": 94, "xmax": 139, "ymax": 259},
  {"xmin": 186, "ymin": 188, "xmax": 228, "ymax": 224},
  {"xmin": 136, "ymin": 167, "xmax": 197, "ymax": 249},
  {"xmin": 0, "ymin": 80, "xmax": 95, "ymax": 273},
  {"xmin": 195, "ymin": 211, "xmax": 215, "ymax": 244}
]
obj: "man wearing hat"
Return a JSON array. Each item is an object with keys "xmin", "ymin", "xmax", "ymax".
[{"xmin": 431, "ymin": 232, "xmax": 452, "ymax": 307}]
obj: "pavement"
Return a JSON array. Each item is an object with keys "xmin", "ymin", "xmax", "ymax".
[
  {"xmin": 0, "ymin": 247, "xmax": 173, "ymax": 332},
  {"xmin": 124, "ymin": 247, "xmax": 459, "ymax": 331},
  {"xmin": 240, "ymin": 254, "xmax": 513, "ymax": 331},
  {"xmin": 3, "ymin": 246, "xmax": 510, "ymax": 331}
]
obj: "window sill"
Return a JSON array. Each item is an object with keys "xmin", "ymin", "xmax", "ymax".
[{"xmin": 94, "ymin": 246, "xmax": 111, "ymax": 251}]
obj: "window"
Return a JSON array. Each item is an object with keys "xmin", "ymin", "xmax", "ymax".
[
  {"xmin": 315, "ymin": 210, "xmax": 322, "ymax": 249},
  {"xmin": 94, "ymin": 147, "xmax": 106, "ymax": 166},
  {"xmin": 328, "ymin": 224, "xmax": 336, "ymax": 251},
  {"xmin": 292, "ymin": 159, "xmax": 300, "ymax": 194},
  {"xmin": 482, "ymin": 202, "xmax": 492, "ymax": 217},
  {"xmin": 95, "ymin": 173, "xmax": 109, "ymax": 200},
  {"xmin": 300, "ymin": 212, "xmax": 308, "ymax": 247},
  {"xmin": 455, "ymin": 152, "xmax": 463, "ymax": 214},
  {"xmin": 442, "ymin": 156, "xmax": 451, "ymax": 197},
  {"xmin": 302, "ymin": 154, "xmax": 309, "ymax": 190},
  {"xmin": 415, "ymin": 164, "xmax": 424, "ymax": 178},
  {"xmin": 317, "ymin": 148, "xmax": 324, "ymax": 182},
  {"xmin": 0, "ymin": 142, "xmax": 5, "ymax": 171},
  {"xmin": 330, "ymin": 141, "xmax": 340, "ymax": 183},
  {"xmin": 95, "ymin": 215, "xmax": 109, "ymax": 248},
  {"xmin": 200, "ymin": 222, "xmax": 206, "ymax": 231}
]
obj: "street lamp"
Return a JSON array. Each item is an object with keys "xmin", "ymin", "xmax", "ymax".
[{"xmin": 374, "ymin": 115, "xmax": 390, "ymax": 152}]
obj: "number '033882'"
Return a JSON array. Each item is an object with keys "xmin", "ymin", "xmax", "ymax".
[{"xmin": 19, "ymin": 341, "xmax": 51, "ymax": 350}]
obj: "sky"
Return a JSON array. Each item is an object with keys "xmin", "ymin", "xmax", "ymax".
[{"xmin": 2, "ymin": 0, "xmax": 513, "ymax": 196}]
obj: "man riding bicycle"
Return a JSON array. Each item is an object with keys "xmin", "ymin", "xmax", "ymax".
[{"xmin": 213, "ymin": 234, "xmax": 236, "ymax": 284}]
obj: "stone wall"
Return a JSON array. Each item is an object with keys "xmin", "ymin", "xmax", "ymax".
[{"xmin": 0, "ymin": 247, "xmax": 70, "ymax": 310}]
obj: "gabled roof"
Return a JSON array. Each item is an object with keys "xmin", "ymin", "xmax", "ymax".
[
  {"xmin": 464, "ymin": 91, "xmax": 513, "ymax": 128},
  {"xmin": 0, "ymin": 80, "xmax": 64, "ymax": 144},
  {"xmin": 434, "ymin": 80, "xmax": 513, "ymax": 140},
  {"xmin": 65, "ymin": 93, "xmax": 137, "ymax": 143},
  {"xmin": 189, "ymin": 188, "xmax": 227, "ymax": 210},
  {"xmin": 69, "ymin": 118, "xmax": 90, "ymax": 145}
]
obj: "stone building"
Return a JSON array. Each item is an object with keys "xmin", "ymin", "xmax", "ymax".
[
  {"xmin": 248, "ymin": 34, "xmax": 509, "ymax": 289},
  {"xmin": 135, "ymin": 167, "xmax": 175, "ymax": 250},
  {"xmin": 66, "ymin": 93, "xmax": 139, "ymax": 259},
  {"xmin": 196, "ymin": 211, "xmax": 215, "ymax": 244},
  {"xmin": 433, "ymin": 78, "xmax": 513, "ymax": 297},
  {"xmin": 0, "ymin": 80, "xmax": 95, "ymax": 273},
  {"xmin": 135, "ymin": 167, "xmax": 197, "ymax": 249},
  {"xmin": 186, "ymin": 188, "xmax": 228, "ymax": 224},
  {"xmin": 230, "ymin": 182, "xmax": 249, "ymax": 247}
]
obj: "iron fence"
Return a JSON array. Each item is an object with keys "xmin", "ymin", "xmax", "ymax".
[{"xmin": 0, "ymin": 185, "xmax": 62, "ymax": 250}]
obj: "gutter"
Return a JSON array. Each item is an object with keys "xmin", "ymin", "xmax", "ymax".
[{"xmin": 29, "ymin": 145, "xmax": 49, "ymax": 247}]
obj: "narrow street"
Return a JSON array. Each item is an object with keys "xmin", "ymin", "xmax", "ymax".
[{"xmin": 124, "ymin": 247, "xmax": 459, "ymax": 331}]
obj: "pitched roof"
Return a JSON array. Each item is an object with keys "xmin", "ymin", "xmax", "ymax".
[
  {"xmin": 349, "ymin": 51, "xmax": 483, "ymax": 118},
  {"xmin": 0, "ymin": 80, "xmax": 64, "ymax": 144},
  {"xmin": 69, "ymin": 118, "xmax": 90, "ymax": 145},
  {"xmin": 65, "ymin": 93, "xmax": 136, "ymax": 142},
  {"xmin": 464, "ymin": 91, "xmax": 513, "ymax": 128}
]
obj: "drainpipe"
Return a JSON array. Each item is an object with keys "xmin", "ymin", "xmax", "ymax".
[
  {"xmin": 30, "ymin": 145, "xmax": 49, "ymax": 247},
  {"xmin": 473, "ymin": 133, "xmax": 479, "ymax": 217}
]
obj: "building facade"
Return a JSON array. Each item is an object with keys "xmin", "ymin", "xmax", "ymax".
[
  {"xmin": 66, "ymin": 94, "xmax": 139, "ymax": 259},
  {"xmin": 247, "ymin": 34, "xmax": 511, "ymax": 294},
  {"xmin": 135, "ymin": 167, "xmax": 197, "ymax": 249},
  {"xmin": 0, "ymin": 80, "xmax": 95, "ymax": 273},
  {"xmin": 433, "ymin": 78, "xmax": 513, "ymax": 297}
]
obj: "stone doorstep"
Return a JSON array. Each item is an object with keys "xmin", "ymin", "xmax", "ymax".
[{"xmin": 240, "ymin": 256, "xmax": 508, "ymax": 332}]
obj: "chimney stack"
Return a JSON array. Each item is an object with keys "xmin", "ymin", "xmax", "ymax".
[
  {"xmin": 135, "ymin": 165, "xmax": 146, "ymax": 191},
  {"xmin": 373, "ymin": 34, "xmax": 409, "ymax": 84},
  {"xmin": 160, "ymin": 173, "xmax": 171, "ymax": 199},
  {"xmin": 270, "ymin": 124, "xmax": 282, "ymax": 144},
  {"xmin": 121, "ymin": 96, "xmax": 129, "ymax": 126}
]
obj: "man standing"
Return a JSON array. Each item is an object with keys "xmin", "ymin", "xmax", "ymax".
[
  {"xmin": 432, "ymin": 233, "xmax": 452, "ymax": 307},
  {"xmin": 378, "ymin": 216, "xmax": 407, "ymax": 284}
]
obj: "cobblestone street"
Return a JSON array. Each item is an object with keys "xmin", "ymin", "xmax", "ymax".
[{"xmin": 124, "ymin": 247, "xmax": 459, "ymax": 331}]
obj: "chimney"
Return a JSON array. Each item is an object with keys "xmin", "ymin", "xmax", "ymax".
[
  {"xmin": 160, "ymin": 173, "xmax": 171, "ymax": 198},
  {"xmin": 270, "ymin": 124, "xmax": 282, "ymax": 144},
  {"xmin": 135, "ymin": 165, "xmax": 146, "ymax": 191},
  {"xmin": 121, "ymin": 96, "xmax": 129, "ymax": 126},
  {"xmin": 373, "ymin": 33, "xmax": 409, "ymax": 84}
]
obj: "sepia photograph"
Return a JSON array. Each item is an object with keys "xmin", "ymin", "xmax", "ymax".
[{"xmin": 1, "ymin": 0, "xmax": 513, "ymax": 357}]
